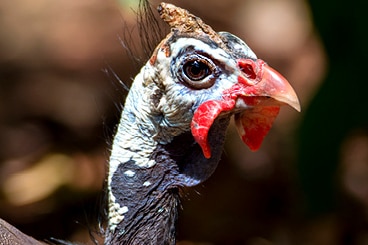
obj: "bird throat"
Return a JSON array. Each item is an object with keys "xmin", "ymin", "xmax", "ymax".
[{"xmin": 105, "ymin": 108, "xmax": 230, "ymax": 244}]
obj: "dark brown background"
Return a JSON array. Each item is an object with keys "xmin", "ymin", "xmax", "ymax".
[{"xmin": 0, "ymin": 0, "xmax": 367, "ymax": 244}]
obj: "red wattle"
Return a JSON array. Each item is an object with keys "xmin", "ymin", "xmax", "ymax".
[
  {"xmin": 235, "ymin": 106, "xmax": 280, "ymax": 151},
  {"xmin": 191, "ymin": 99, "xmax": 235, "ymax": 159}
]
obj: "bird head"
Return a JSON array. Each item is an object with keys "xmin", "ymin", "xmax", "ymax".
[
  {"xmin": 105, "ymin": 3, "xmax": 300, "ymax": 240},
  {"xmin": 117, "ymin": 2, "xmax": 300, "ymax": 186},
  {"xmin": 147, "ymin": 3, "xmax": 300, "ymax": 157}
]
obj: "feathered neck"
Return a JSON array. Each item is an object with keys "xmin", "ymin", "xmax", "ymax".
[{"xmin": 105, "ymin": 65, "xmax": 181, "ymax": 244}]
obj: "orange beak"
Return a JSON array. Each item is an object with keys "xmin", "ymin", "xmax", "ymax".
[
  {"xmin": 236, "ymin": 59, "xmax": 300, "ymax": 111},
  {"xmin": 233, "ymin": 59, "xmax": 300, "ymax": 151}
]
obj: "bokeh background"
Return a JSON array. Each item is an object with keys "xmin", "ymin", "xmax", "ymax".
[{"xmin": 0, "ymin": 0, "xmax": 368, "ymax": 244}]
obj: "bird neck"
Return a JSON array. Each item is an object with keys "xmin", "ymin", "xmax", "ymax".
[
  {"xmin": 105, "ymin": 69, "xmax": 181, "ymax": 244},
  {"xmin": 105, "ymin": 157, "xmax": 179, "ymax": 244}
]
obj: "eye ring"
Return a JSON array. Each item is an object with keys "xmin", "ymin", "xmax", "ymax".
[{"xmin": 178, "ymin": 54, "xmax": 218, "ymax": 89}]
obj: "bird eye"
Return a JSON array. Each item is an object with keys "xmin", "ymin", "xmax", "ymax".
[
  {"xmin": 178, "ymin": 55, "xmax": 218, "ymax": 89},
  {"xmin": 183, "ymin": 60, "xmax": 209, "ymax": 81}
]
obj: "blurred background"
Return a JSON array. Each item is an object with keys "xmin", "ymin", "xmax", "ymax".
[{"xmin": 0, "ymin": 0, "xmax": 367, "ymax": 244}]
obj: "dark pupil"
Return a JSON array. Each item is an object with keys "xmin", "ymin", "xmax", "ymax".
[{"xmin": 184, "ymin": 60, "xmax": 209, "ymax": 81}]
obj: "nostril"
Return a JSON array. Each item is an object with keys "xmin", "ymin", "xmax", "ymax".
[{"xmin": 238, "ymin": 59, "xmax": 257, "ymax": 80}]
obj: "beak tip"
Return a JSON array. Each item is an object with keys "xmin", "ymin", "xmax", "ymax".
[
  {"xmin": 295, "ymin": 104, "xmax": 301, "ymax": 112},
  {"xmin": 290, "ymin": 98, "xmax": 301, "ymax": 112},
  {"xmin": 289, "ymin": 88, "xmax": 301, "ymax": 112},
  {"xmin": 272, "ymin": 92, "xmax": 301, "ymax": 112}
]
